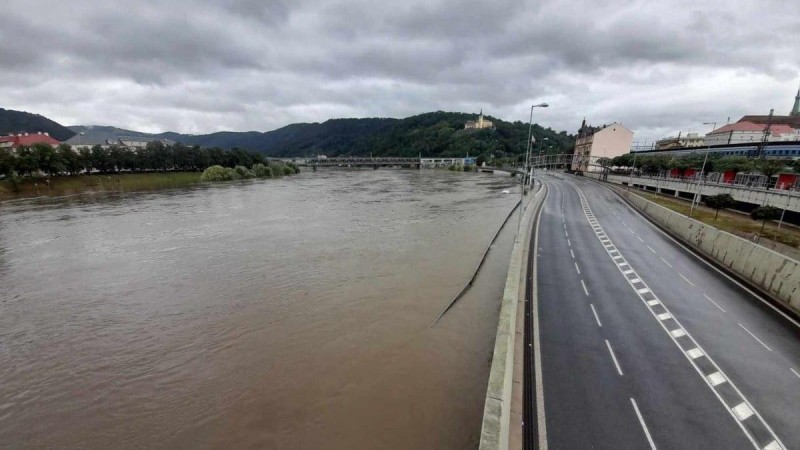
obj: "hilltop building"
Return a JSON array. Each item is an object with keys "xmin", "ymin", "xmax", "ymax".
[
  {"xmin": 464, "ymin": 110, "xmax": 493, "ymax": 130},
  {"xmin": 0, "ymin": 131, "xmax": 60, "ymax": 153},
  {"xmin": 571, "ymin": 119, "xmax": 634, "ymax": 172}
]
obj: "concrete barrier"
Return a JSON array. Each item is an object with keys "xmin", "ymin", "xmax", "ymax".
[
  {"xmin": 479, "ymin": 183, "xmax": 547, "ymax": 450},
  {"xmin": 595, "ymin": 179, "xmax": 800, "ymax": 315}
]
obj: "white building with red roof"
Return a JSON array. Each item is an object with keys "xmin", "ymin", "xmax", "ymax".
[
  {"xmin": 0, "ymin": 131, "xmax": 60, "ymax": 153},
  {"xmin": 705, "ymin": 121, "xmax": 800, "ymax": 146}
]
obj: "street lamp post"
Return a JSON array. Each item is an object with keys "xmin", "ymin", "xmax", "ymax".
[
  {"xmin": 689, "ymin": 121, "xmax": 717, "ymax": 217},
  {"xmin": 525, "ymin": 103, "xmax": 549, "ymax": 186},
  {"xmin": 518, "ymin": 103, "xmax": 548, "ymax": 242}
]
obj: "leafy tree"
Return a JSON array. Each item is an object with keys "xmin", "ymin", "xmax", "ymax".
[
  {"xmin": 750, "ymin": 205, "xmax": 781, "ymax": 232},
  {"xmin": 90, "ymin": 145, "xmax": 112, "ymax": 173},
  {"xmin": 754, "ymin": 159, "xmax": 789, "ymax": 189},
  {"xmin": 57, "ymin": 144, "xmax": 83, "ymax": 175},
  {"xmin": 716, "ymin": 156, "xmax": 753, "ymax": 175},
  {"xmin": 704, "ymin": 194, "xmax": 736, "ymax": 219},
  {"xmin": 0, "ymin": 147, "xmax": 17, "ymax": 176},
  {"xmin": 14, "ymin": 146, "xmax": 40, "ymax": 177}
]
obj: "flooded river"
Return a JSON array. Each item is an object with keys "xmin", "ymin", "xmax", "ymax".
[{"xmin": 0, "ymin": 169, "xmax": 519, "ymax": 449}]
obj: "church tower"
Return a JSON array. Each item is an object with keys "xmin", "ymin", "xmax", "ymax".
[{"xmin": 791, "ymin": 84, "xmax": 800, "ymax": 116}]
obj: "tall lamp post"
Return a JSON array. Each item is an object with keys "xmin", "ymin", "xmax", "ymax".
[
  {"xmin": 689, "ymin": 121, "xmax": 717, "ymax": 217},
  {"xmin": 518, "ymin": 103, "xmax": 549, "ymax": 241},
  {"xmin": 525, "ymin": 103, "xmax": 549, "ymax": 185}
]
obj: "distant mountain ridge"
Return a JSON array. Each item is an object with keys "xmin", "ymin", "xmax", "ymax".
[
  {"xmin": 0, "ymin": 108, "xmax": 76, "ymax": 141},
  {"xmin": 70, "ymin": 111, "xmax": 575, "ymax": 157}
]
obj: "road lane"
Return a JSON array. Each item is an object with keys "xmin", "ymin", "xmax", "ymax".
[
  {"xmin": 565, "ymin": 175, "xmax": 800, "ymax": 447},
  {"xmin": 535, "ymin": 177, "xmax": 753, "ymax": 449}
]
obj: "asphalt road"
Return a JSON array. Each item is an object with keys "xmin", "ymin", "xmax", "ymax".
[{"xmin": 530, "ymin": 173, "xmax": 800, "ymax": 449}]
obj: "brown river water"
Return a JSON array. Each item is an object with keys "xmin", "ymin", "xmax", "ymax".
[{"xmin": 0, "ymin": 169, "xmax": 519, "ymax": 449}]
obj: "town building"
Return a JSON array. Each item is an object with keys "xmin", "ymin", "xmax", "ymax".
[
  {"xmin": 655, "ymin": 132, "xmax": 705, "ymax": 150},
  {"xmin": 571, "ymin": 120, "xmax": 634, "ymax": 172},
  {"xmin": 464, "ymin": 110, "xmax": 494, "ymax": 130},
  {"xmin": 0, "ymin": 132, "xmax": 60, "ymax": 153},
  {"xmin": 705, "ymin": 122, "xmax": 800, "ymax": 146},
  {"xmin": 64, "ymin": 134, "xmax": 174, "ymax": 151}
]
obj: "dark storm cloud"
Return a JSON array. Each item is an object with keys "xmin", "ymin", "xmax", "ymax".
[{"xmin": 1, "ymin": 0, "xmax": 799, "ymax": 140}]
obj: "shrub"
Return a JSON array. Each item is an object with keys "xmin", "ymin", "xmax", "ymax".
[
  {"xmin": 225, "ymin": 167, "xmax": 239, "ymax": 180},
  {"xmin": 252, "ymin": 163, "xmax": 273, "ymax": 178},
  {"xmin": 201, "ymin": 165, "xmax": 235, "ymax": 181},
  {"xmin": 269, "ymin": 161, "xmax": 286, "ymax": 176},
  {"xmin": 282, "ymin": 165, "xmax": 294, "ymax": 176},
  {"xmin": 234, "ymin": 165, "xmax": 255, "ymax": 179},
  {"xmin": 463, "ymin": 165, "xmax": 475, "ymax": 172},
  {"xmin": 286, "ymin": 162, "xmax": 300, "ymax": 174}
]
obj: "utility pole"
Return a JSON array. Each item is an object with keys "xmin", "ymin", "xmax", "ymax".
[{"xmin": 690, "ymin": 121, "xmax": 717, "ymax": 217}]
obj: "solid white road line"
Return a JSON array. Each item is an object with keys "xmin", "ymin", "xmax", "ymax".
[
  {"xmin": 659, "ymin": 257, "xmax": 672, "ymax": 268},
  {"xmin": 581, "ymin": 279, "xmax": 589, "ymax": 296},
  {"xmin": 703, "ymin": 294, "xmax": 727, "ymax": 313},
  {"xmin": 647, "ymin": 245, "xmax": 656, "ymax": 254},
  {"xmin": 534, "ymin": 187, "xmax": 548, "ymax": 449},
  {"xmin": 590, "ymin": 304, "xmax": 602, "ymax": 327},
  {"xmin": 790, "ymin": 368, "xmax": 800, "ymax": 380},
  {"xmin": 605, "ymin": 339, "xmax": 623, "ymax": 376},
  {"xmin": 574, "ymin": 262, "xmax": 581, "ymax": 274},
  {"xmin": 678, "ymin": 273, "xmax": 695, "ymax": 286},
  {"xmin": 738, "ymin": 323, "xmax": 773, "ymax": 352},
  {"xmin": 630, "ymin": 398, "xmax": 657, "ymax": 450}
]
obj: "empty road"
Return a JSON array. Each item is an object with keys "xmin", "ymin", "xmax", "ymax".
[{"xmin": 528, "ymin": 174, "xmax": 800, "ymax": 449}]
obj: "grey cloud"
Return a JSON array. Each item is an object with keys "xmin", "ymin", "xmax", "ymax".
[{"xmin": 1, "ymin": 0, "xmax": 799, "ymax": 142}]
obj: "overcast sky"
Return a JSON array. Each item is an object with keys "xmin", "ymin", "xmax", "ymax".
[{"xmin": 2, "ymin": 0, "xmax": 799, "ymax": 144}]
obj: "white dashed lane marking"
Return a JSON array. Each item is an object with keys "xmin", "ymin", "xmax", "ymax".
[
  {"xmin": 790, "ymin": 368, "xmax": 800, "ymax": 380},
  {"xmin": 581, "ymin": 279, "xmax": 589, "ymax": 297},
  {"xmin": 738, "ymin": 323, "xmax": 773, "ymax": 352},
  {"xmin": 605, "ymin": 340, "xmax": 624, "ymax": 376},
  {"xmin": 630, "ymin": 398, "xmax": 657, "ymax": 450},
  {"xmin": 703, "ymin": 294, "xmax": 726, "ymax": 313},
  {"xmin": 646, "ymin": 245, "xmax": 656, "ymax": 254},
  {"xmin": 659, "ymin": 257, "xmax": 672, "ymax": 268},
  {"xmin": 569, "ymin": 181, "xmax": 787, "ymax": 450},
  {"xmin": 678, "ymin": 273, "xmax": 695, "ymax": 286},
  {"xmin": 590, "ymin": 303, "xmax": 602, "ymax": 327}
]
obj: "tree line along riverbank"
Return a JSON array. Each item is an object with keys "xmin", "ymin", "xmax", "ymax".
[{"xmin": 0, "ymin": 142, "xmax": 299, "ymax": 200}]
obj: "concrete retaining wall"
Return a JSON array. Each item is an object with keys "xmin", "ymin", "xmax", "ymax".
[
  {"xmin": 479, "ymin": 184, "xmax": 546, "ymax": 450},
  {"xmin": 600, "ymin": 179, "xmax": 800, "ymax": 315}
]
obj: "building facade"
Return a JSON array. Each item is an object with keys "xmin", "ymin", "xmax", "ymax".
[
  {"xmin": 0, "ymin": 132, "xmax": 60, "ymax": 153},
  {"xmin": 571, "ymin": 120, "xmax": 634, "ymax": 172},
  {"xmin": 655, "ymin": 132, "xmax": 705, "ymax": 150},
  {"xmin": 705, "ymin": 122, "xmax": 800, "ymax": 146},
  {"xmin": 464, "ymin": 110, "xmax": 493, "ymax": 130}
]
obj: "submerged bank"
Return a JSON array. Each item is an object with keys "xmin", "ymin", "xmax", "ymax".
[{"xmin": 0, "ymin": 172, "xmax": 203, "ymax": 201}]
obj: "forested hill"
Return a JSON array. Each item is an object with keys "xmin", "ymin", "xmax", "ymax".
[
  {"xmin": 67, "ymin": 111, "xmax": 574, "ymax": 158},
  {"xmin": 0, "ymin": 108, "xmax": 76, "ymax": 141}
]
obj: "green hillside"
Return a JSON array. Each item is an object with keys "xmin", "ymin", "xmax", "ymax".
[
  {"xmin": 66, "ymin": 111, "xmax": 574, "ymax": 158},
  {"xmin": 0, "ymin": 108, "xmax": 76, "ymax": 141}
]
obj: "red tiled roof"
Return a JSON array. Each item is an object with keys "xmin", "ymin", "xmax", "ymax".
[
  {"xmin": 710, "ymin": 122, "xmax": 796, "ymax": 136},
  {"xmin": 0, "ymin": 133, "xmax": 60, "ymax": 147}
]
